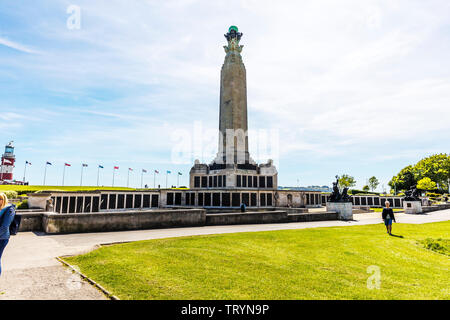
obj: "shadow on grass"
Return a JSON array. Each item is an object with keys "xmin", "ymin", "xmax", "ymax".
[{"xmin": 389, "ymin": 233, "xmax": 404, "ymax": 238}]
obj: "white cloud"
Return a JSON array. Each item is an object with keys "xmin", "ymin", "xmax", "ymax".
[{"xmin": 0, "ymin": 37, "xmax": 40, "ymax": 54}]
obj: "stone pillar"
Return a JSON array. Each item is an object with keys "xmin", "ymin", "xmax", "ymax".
[
  {"xmin": 326, "ymin": 202, "xmax": 353, "ymax": 220},
  {"xmin": 215, "ymin": 26, "xmax": 253, "ymax": 165},
  {"xmin": 403, "ymin": 201, "xmax": 422, "ymax": 214}
]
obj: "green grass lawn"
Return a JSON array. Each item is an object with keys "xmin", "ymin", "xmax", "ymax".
[
  {"xmin": 63, "ymin": 221, "xmax": 450, "ymax": 300},
  {"xmin": 371, "ymin": 208, "xmax": 403, "ymax": 213}
]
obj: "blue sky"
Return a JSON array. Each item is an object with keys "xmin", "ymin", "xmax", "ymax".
[{"xmin": 1, "ymin": 0, "xmax": 449, "ymax": 190}]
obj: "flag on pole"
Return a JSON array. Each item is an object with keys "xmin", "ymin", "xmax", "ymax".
[
  {"xmin": 97, "ymin": 165, "xmax": 103, "ymax": 186},
  {"xmin": 165, "ymin": 170, "xmax": 171, "ymax": 188},
  {"xmin": 140, "ymin": 169, "xmax": 147, "ymax": 188},
  {"xmin": 127, "ymin": 168, "xmax": 133, "ymax": 187},
  {"xmin": 23, "ymin": 161, "xmax": 32, "ymax": 183},
  {"xmin": 176, "ymin": 172, "xmax": 182, "ymax": 187},
  {"xmin": 62, "ymin": 163, "xmax": 70, "ymax": 186},
  {"xmin": 80, "ymin": 164, "xmax": 88, "ymax": 186},
  {"xmin": 112, "ymin": 166, "xmax": 119, "ymax": 186},
  {"xmin": 43, "ymin": 161, "xmax": 52, "ymax": 185},
  {"xmin": 153, "ymin": 169, "xmax": 159, "ymax": 188}
]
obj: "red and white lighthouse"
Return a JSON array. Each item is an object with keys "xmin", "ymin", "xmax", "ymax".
[{"xmin": 0, "ymin": 141, "xmax": 16, "ymax": 182}]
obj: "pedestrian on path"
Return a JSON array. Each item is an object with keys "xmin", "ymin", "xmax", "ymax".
[
  {"xmin": 382, "ymin": 200, "xmax": 396, "ymax": 235},
  {"xmin": 0, "ymin": 192, "xmax": 16, "ymax": 276}
]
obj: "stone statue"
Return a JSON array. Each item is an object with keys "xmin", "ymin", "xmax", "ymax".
[
  {"xmin": 404, "ymin": 185, "xmax": 421, "ymax": 201},
  {"xmin": 329, "ymin": 175, "xmax": 352, "ymax": 203},
  {"xmin": 341, "ymin": 187, "xmax": 351, "ymax": 202},
  {"xmin": 330, "ymin": 182, "xmax": 340, "ymax": 202},
  {"xmin": 45, "ymin": 198, "xmax": 54, "ymax": 212},
  {"xmin": 224, "ymin": 25, "xmax": 243, "ymax": 54}
]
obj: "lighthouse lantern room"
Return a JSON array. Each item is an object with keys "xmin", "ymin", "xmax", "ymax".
[{"xmin": 0, "ymin": 141, "xmax": 16, "ymax": 182}]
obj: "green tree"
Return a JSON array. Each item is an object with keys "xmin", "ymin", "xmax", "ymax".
[
  {"xmin": 389, "ymin": 165, "xmax": 417, "ymax": 192},
  {"xmin": 338, "ymin": 174, "xmax": 356, "ymax": 190},
  {"xmin": 362, "ymin": 185, "xmax": 370, "ymax": 192},
  {"xmin": 368, "ymin": 176, "xmax": 379, "ymax": 192},
  {"xmin": 415, "ymin": 153, "xmax": 450, "ymax": 191},
  {"xmin": 389, "ymin": 154, "xmax": 450, "ymax": 192},
  {"xmin": 417, "ymin": 177, "xmax": 437, "ymax": 191}
]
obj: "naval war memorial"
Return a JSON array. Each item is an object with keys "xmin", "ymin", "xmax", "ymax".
[{"xmin": 21, "ymin": 27, "xmax": 413, "ymax": 234}]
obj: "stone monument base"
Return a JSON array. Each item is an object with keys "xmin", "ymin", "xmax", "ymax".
[
  {"xmin": 403, "ymin": 201, "xmax": 422, "ymax": 214},
  {"xmin": 27, "ymin": 193, "xmax": 51, "ymax": 209},
  {"xmin": 326, "ymin": 202, "xmax": 353, "ymax": 220}
]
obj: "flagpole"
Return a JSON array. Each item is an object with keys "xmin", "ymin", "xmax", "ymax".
[
  {"xmin": 23, "ymin": 161, "xmax": 27, "ymax": 183},
  {"xmin": 80, "ymin": 164, "xmax": 84, "ymax": 186},
  {"xmin": 154, "ymin": 171, "xmax": 156, "ymax": 188},
  {"xmin": 177, "ymin": 173, "xmax": 179, "ymax": 188},
  {"xmin": 97, "ymin": 166, "xmax": 100, "ymax": 186},
  {"xmin": 112, "ymin": 168, "xmax": 115, "ymax": 187},
  {"xmin": 166, "ymin": 172, "xmax": 168, "ymax": 189},
  {"xmin": 127, "ymin": 169, "xmax": 130, "ymax": 188},
  {"xmin": 43, "ymin": 163, "xmax": 47, "ymax": 185},
  {"xmin": 62, "ymin": 164, "xmax": 66, "ymax": 186},
  {"xmin": 141, "ymin": 171, "xmax": 143, "ymax": 188}
]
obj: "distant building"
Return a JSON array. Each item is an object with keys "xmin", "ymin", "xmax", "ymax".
[{"xmin": 278, "ymin": 185, "xmax": 332, "ymax": 193}]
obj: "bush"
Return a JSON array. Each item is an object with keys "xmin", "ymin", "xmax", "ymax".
[
  {"xmin": 349, "ymin": 189, "xmax": 379, "ymax": 195},
  {"xmin": 426, "ymin": 192, "xmax": 441, "ymax": 197},
  {"xmin": 420, "ymin": 238, "xmax": 449, "ymax": 256},
  {"xmin": 1, "ymin": 190, "xmax": 18, "ymax": 200},
  {"xmin": 16, "ymin": 199, "xmax": 28, "ymax": 209}
]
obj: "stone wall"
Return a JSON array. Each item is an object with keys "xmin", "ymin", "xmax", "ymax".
[
  {"xmin": 42, "ymin": 209, "xmax": 206, "ymax": 234},
  {"xmin": 18, "ymin": 212, "xmax": 44, "ymax": 232},
  {"xmin": 205, "ymin": 211, "xmax": 288, "ymax": 225},
  {"xmin": 16, "ymin": 207, "xmax": 332, "ymax": 234},
  {"xmin": 205, "ymin": 210, "xmax": 337, "ymax": 226},
  {"xmin": 422, "ymin": 203, "xmax": 450, "ymax": 213},
  {"xmin": 17, "ymin": 202, "xmax": 448, "ymax": 234},
  {"xmin": 287, "ymin": 212, "xmax": 338, "ymax": 222}
]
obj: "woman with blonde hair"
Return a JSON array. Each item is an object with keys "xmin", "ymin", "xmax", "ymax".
[
  {"xmin": 382, "ymin": 200, "xmax": 396, "ymax": 235},
  {"xmin": 0, "ymin": 192, "xmax": 16, "ymax": 276}
]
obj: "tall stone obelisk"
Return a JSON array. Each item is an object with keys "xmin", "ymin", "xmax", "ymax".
[
  {"xmin": 190, "ymin": 26, "xmax": 277, "ymax": 191},
  {"xmin": 215, "ymin": 26, "xmax": 253, "ymax": 165}
]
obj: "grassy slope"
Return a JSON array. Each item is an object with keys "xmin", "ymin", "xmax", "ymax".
[
  {"xmin": 0, "ymin": 185, "xmax": 136, "ymax": 192},
  {"xmin": 371, "ymin": 208, "xmax": 403, "ymax": 213},
  {"xmin": 0, "ymin": 185, "xmax": 188, "ymax": 193},
  {"xmin": 63, "ymin": 221, "xmax": 450, "ymax": 300}
]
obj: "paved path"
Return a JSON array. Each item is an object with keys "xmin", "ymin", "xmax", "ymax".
[{"xmin": 1, "ymin": 209, "xmax": 449, "ymax": 300}]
